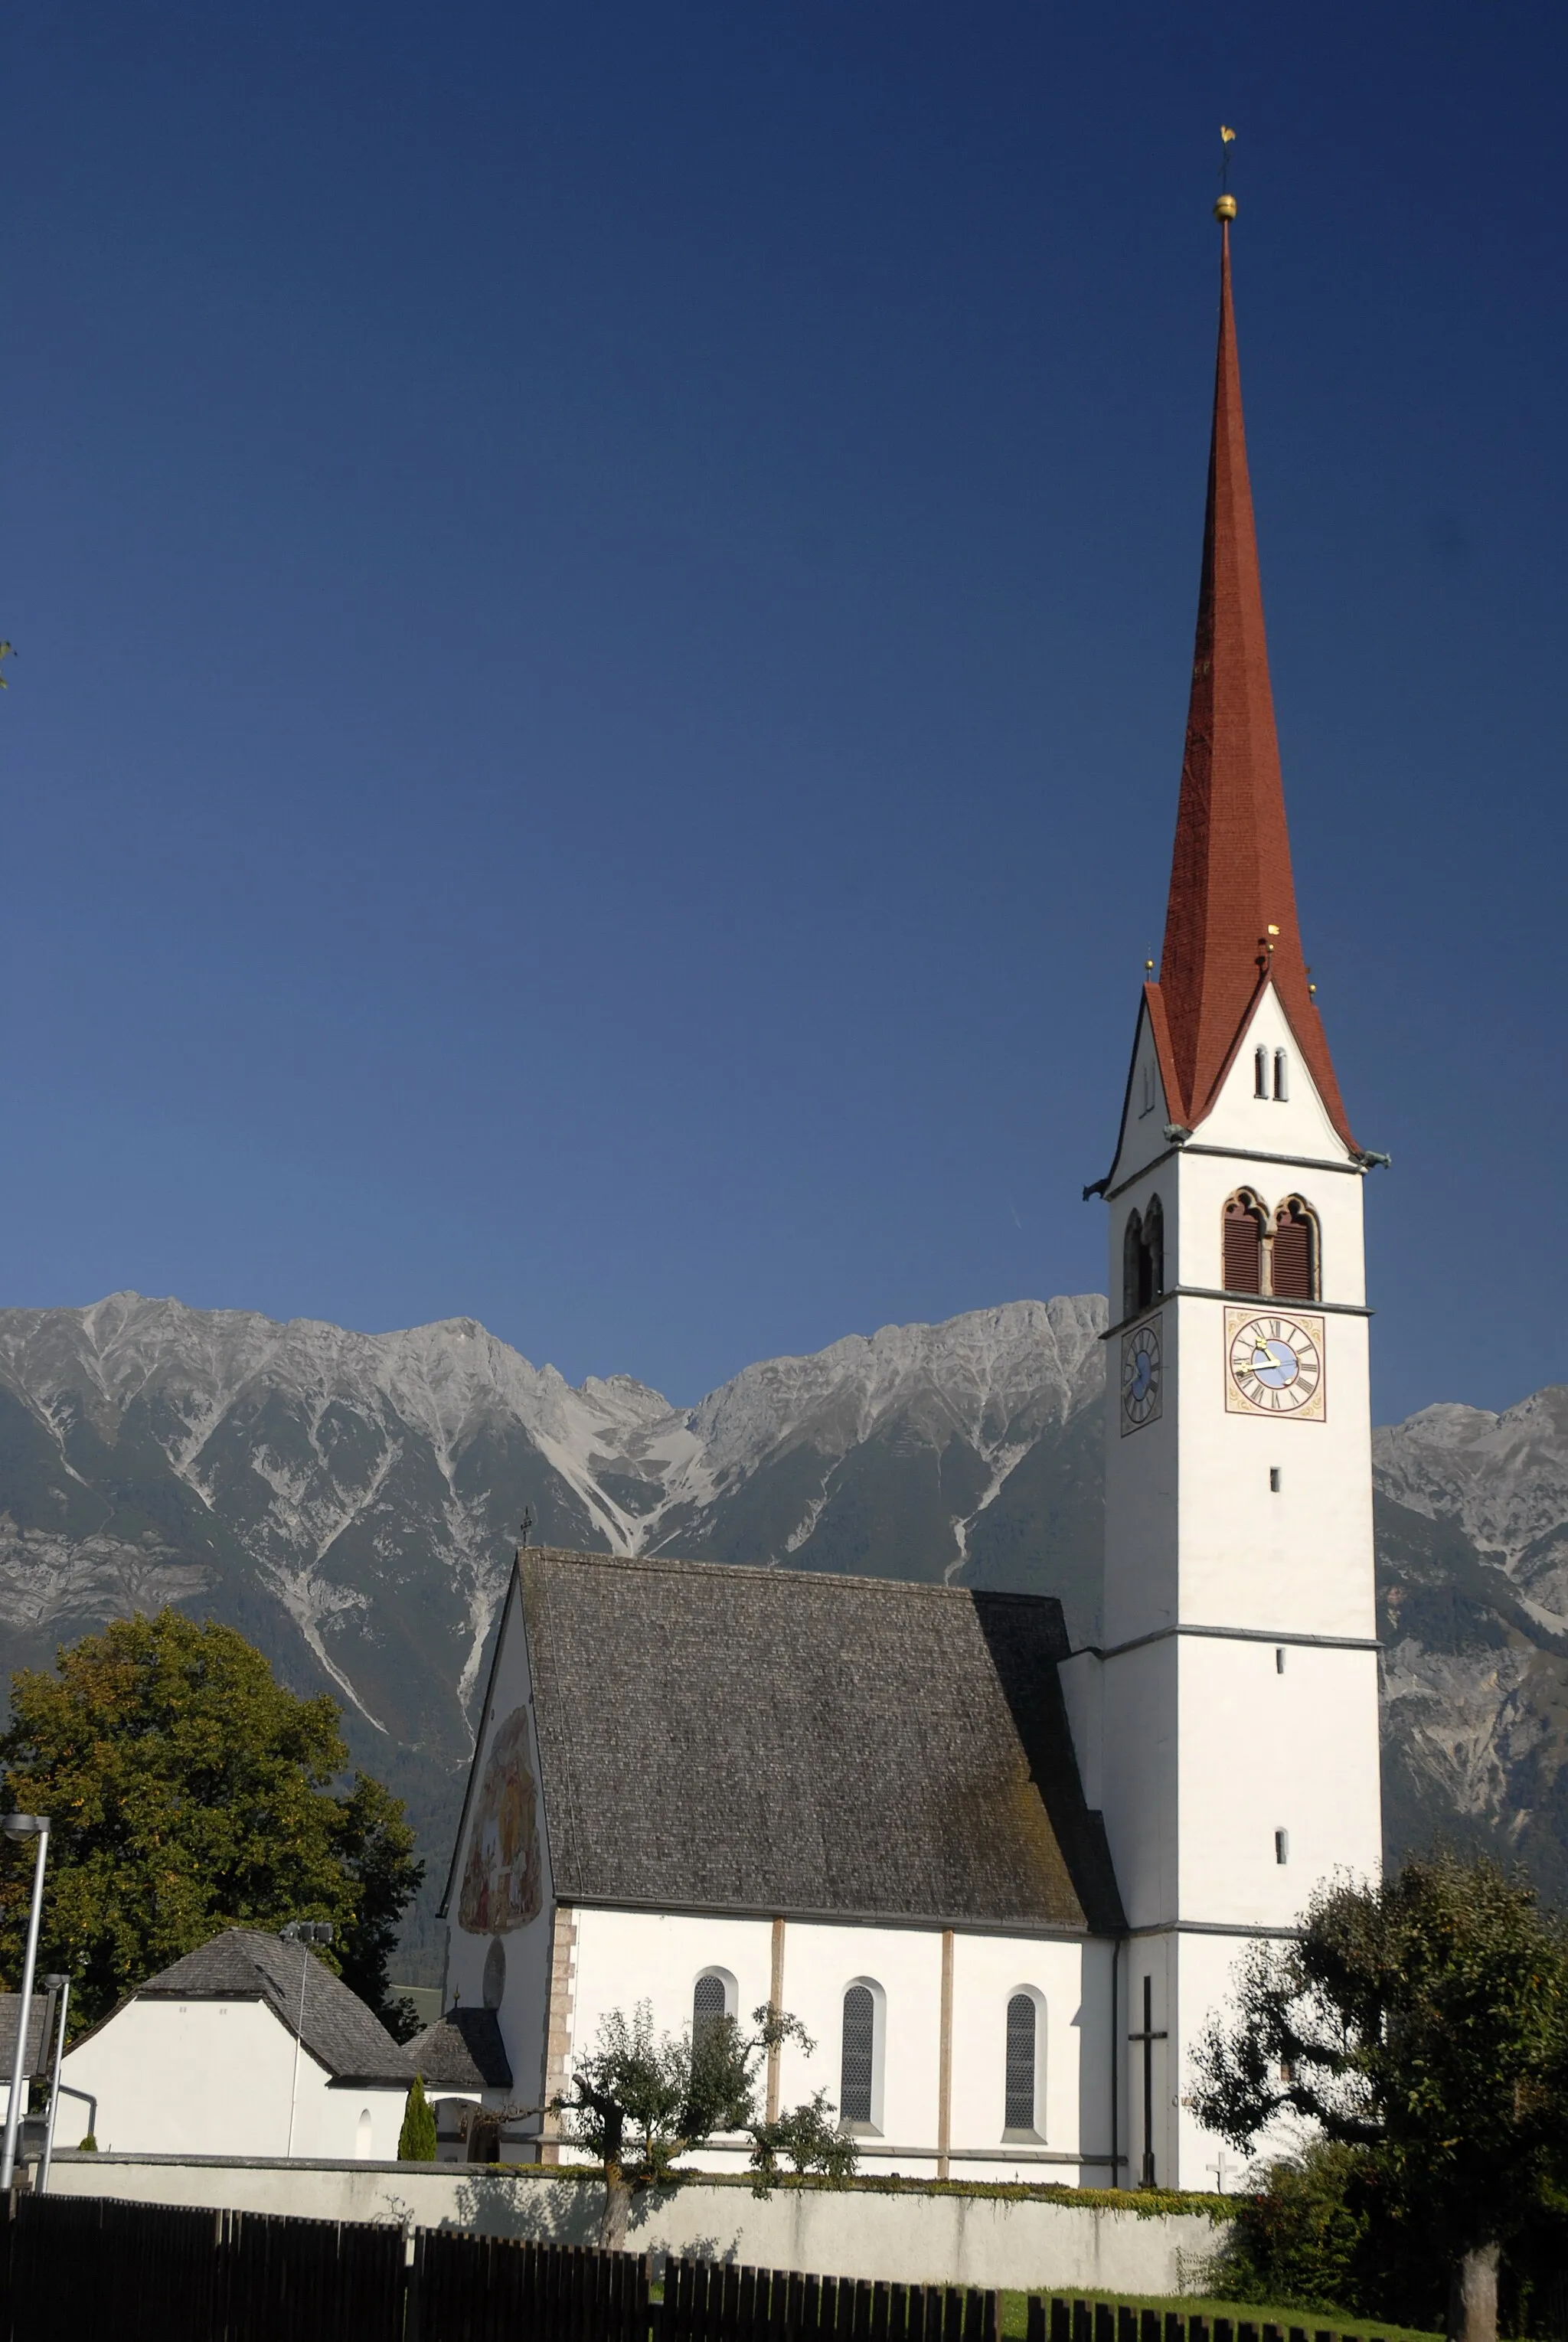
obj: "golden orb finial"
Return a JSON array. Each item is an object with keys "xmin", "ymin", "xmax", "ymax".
[{"xmin": 1214, "ymin": 193, "xmax": 1238, "ymax": 224}]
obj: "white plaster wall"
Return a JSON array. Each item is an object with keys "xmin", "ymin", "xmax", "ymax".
[
  {"xmin": 44, "ymin": 2154, "xmax": 1225, "ymax": 2292},
  {"xmin": 1175, "ymin": 1638, "xmax": 1380, "ymax": 1928},
  {"xmin": 1095, "ymin": 1642, "xmax": 1175, "ymax": 1935},
  {"xmin": 557, "ymin": 1911, "xmax": 1109, "ymax": 2184},
  {"xmin": 1196, "ymin": 987, "xmax": 1351, "ymax": 1168},
  {"xmin": 57, "ymin": 2000, "xmax": 406, "ymax": 2161},
  {"xmin": 443, "ymin": 1568, "xmax": 557, "ymax": 2134}
]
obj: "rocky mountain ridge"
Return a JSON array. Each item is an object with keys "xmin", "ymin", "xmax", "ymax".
[{"xmin": 1, "ymin": 1290, "xmax": 1563, "ymax": 1970}]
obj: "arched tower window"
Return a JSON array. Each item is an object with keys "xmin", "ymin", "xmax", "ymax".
[
  {"xmin": 1272, "ymin": 1198, "xmax": 1319, "ymax": 1301},
  {"xmin": 1142, "ymin": 1197, "xmax": 1164, "ymax": 1303},
  {"xmin": 1254, "ymin": 1045, "xmax": 1269, "ymax": 1098},
  {"xmin": 1223, "ymin": 1191, "xmax": 1266, "ymax": 1294},
  {"xmin": 1003, "ymin": 1991, "xmax": 1045, "ymax": 2138},
  {"xmin": 1274, "ymin": 1049, "xmax": 1289, "ymax": 1102},
  {"xmin": 1122, "ymin": 1210, "xmax": 1144, "ymax": 1320},
  {"xmin": 1122, "ymin": 1200, "xmax": 1165, "ymax": 1318}
]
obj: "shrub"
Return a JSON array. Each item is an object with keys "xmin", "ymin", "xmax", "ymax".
[{"xmin": 397, "ymin": 2075, "xmax": 436, "ymax": 2162}]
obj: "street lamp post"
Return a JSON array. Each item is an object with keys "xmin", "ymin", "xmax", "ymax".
[
  {"xmin": 1, "ymin": 1814, "xmax": 51, "ymax": 2193},
  {"xmin": 279, "ymin": 1922, "xmax": 333, "ymax": 2158},
  {"xmin": 38, "ymin": 1974, "xmax": 71, "ymax": 2194}
]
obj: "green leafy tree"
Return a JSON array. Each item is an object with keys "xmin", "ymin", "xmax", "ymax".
[
  {"xmin": 1191, "ymin": 1854, "xmax": 1568, "ymax": 2342},
  {"xmin": 0, "ymin": 1609, "xmax": 424, "ymax": 2037},
  {"xmin": 556, "ymin": 1999, "xmax": 813, "ymax": 2246},
  {"xmin": 397, "ymin": 2075, "xmax": 437, "ymax": 2162},
  {"xmin": 747, "ymin": 2087, "xmax": 858, "ymax": 2188}
]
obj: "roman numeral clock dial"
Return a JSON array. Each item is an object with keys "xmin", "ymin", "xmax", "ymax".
[{"xmin": 1224, "ymin": 1308, "xmax": 1325, "ymax": 1420}]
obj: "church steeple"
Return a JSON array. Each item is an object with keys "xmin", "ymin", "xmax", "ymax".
[{"xmin": 1153, "ymin": 212, "xmax": 1354, "ymax": 1148}]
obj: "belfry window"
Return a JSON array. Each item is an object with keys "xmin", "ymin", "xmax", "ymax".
[
  {"xmin": 1272, "ymin": 1198, "xmax": 1319, "ymax": 1301},
  {"xmin": 1003, "ymin": 1991, "xmax": 1044, "ymax": 2138},
  {"xmin": 1123, "ymin": 1198, "xmax": 1165, "ymax": 1318},
  {"xmin": 1223, "ymin": 1192, "xmax": 1266, "ymax": 1294}
]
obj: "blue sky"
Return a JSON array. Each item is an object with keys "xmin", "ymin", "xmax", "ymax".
[{"xmin": 2, "ymin": 2, "xmax": 1563, "ymax": 1423}]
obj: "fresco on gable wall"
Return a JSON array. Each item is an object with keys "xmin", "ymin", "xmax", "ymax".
[{"xmin": 459, "ymin": 1707, "xmax": 542, "ymax": 1933}]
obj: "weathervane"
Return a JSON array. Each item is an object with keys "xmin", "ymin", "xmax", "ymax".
[{"xmin": 1216, "ymin": 125, "xmax": 1237, "ymax": 224}]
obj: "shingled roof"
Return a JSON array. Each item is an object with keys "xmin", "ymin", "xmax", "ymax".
[
  {"xmin": 0, "ymin": 1994, "xmax": 53, "ymax": 2079},
  {"xmin": 134, "ymin": 1929, "xmax": 413, "ymax": 2087},
  {"xmin": 407, "ymin": 2007, "xmax": 512, "ymax": 2091},
  {"xmin": 515, "ymin": 1549, "xmax": 1123, "ymax": 1935}
]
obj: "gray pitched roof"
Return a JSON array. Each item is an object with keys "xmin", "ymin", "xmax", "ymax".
[
  {"xmin": 519, "ymin": 1549, "xmax": 1123, "ymax": 1935},
  {"xmin": 137, "ymin": 1930, "xmax": 413, "ymax": 2086},
  {"xmin": 0, "ymin": 1994, "xmax": 53, "ymax": 2079},
  {"xmin": 407, "ymin": 2007, "xmax": 512, "ymax": 2091}
]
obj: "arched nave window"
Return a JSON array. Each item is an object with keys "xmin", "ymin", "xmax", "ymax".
[
  {"xmin": 1002, "ymin": 1990, "xmax": 1045, "ymax": 2140},
  {"xmin": 839, "ymin": 1980, "xmax": 884, "ymax": 2132},
  {"xmin": 1272, "ymin": 1198, "xmax": 1319, "ymax": 1302},
  {"xmin": 1222, "ymin": 1191, "xmax": 1266, "ymax": 1295},
  {"xmin": 692, "ymin": 1969, "xmax": 735, "ymax": 2056}
]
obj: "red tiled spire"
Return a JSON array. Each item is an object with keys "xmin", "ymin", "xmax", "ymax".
[{"xmin": 1155, "ymin": 221, "xmax": 1354, "ymax": 1148}]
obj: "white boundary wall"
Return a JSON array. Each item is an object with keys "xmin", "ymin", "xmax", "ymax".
[{"xmin": 42, "ymin": 2155, "xmax": 1224, "ymax": 2294}]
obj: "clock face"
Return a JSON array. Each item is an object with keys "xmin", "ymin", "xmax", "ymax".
[
  {"xmin": 1224, "ymin": 1308, "xmax": 1325, "ymax": 1419},
  {"xmin": 1120, "ymin": 1315, "xmax": 1163, "ymax": 1435}
]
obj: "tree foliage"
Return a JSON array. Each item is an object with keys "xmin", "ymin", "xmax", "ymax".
[
  {"xmin": 0, "ymin": 1609, "xmax": 424, "ymax": 2036},
  {"xmin": 1192, "ymin": 1854, "xmax": 1568, "ymax": 2336},
  {"xmin": 557, "ymin": 1999, "xmax": 841, "ymax": 2243},
  {"xmin": 747, "ymin": 2088, "xmax": 858, "ymax": 2185}
]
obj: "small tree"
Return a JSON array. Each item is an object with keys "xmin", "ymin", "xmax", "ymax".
[
  {"xmin": 1191, "ymin": 1854, "xmax": 1568, "ymax": 2342},
  {"xmin": 556, "ymin": 2000, "xmax": 813, "ymax": 2246},
  {"xmin": 747, "ymin": 2088, "xmax": 858, "ymax": 2188},
  {"xmin": 397, "ymin": 2074, "xmax": 437, "ymax": 2162}
]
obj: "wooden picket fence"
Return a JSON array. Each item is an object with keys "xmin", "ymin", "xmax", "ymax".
[
  {"xmin": 0, "ymin": 2193, "xmax": 998, "ymax": 2342},
  {"xmin": 1029, "ymin": 2301, "xmax": 1399, "ymax": 2342}
]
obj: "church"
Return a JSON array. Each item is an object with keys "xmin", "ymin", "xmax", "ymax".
[{"xmin": 436, "ymin": 204, "xmax": 1384, "ymax": 2192}]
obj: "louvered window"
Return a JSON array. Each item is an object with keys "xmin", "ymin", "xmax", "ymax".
[
  {"xmin": 840, "ymin": 1986, "xmax": 875, "ymax": 2126},
  {"xmin": 1272, "ymin": 1200, "xmax": 1317, "ymax": 1301},
  {"xmin": 1004, "ymin": 1994, "xmax": 1037, "ymax": 2133},
  {"xmin": 692, "ymin": 1973, "xmax": 727, "ymax": 2054},
  {"xmin": 1223, "ymin": 1197, "xmax": 1263, "ymax": 1292}
]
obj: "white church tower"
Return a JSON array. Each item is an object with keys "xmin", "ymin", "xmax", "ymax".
[{"xmin": 1085, "ymin": 202, "xmax": 1383, "ymax": 2188}]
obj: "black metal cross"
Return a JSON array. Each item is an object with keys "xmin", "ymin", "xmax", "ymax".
[{"xmin": 1127, "ymin": 1974, "xmax": 1168, "ymax": 2187}]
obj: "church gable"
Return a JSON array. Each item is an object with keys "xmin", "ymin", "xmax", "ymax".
[
  {"xmin": 1197, "ymin": 979, "xmax": 1354, "ymax": 1161},
  {"xmin": 440, "ymin": 1562, "xmax": 554, "ymax": 1942},
  {"xmin": 517, "ymin": 1547, "xmax": 1123, "ymax": 1935}
]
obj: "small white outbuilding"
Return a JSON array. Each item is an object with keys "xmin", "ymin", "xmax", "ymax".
[{"xmin": 60, "ymin": 1928, "xmax": 413, "ymax": 2159}]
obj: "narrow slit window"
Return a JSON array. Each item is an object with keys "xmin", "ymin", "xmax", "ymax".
[
  {"xmin": 1273, "ymin": 1050, "xmax": 1289, "ymax": 1101},
  {"xmin": 1276, "ymin": 1829, "xmax": 1290, "ymax": 1864},
  {"xmin": 1004, "ymin": 1994, "xmax": 1037, "ymax": 2135},
  {"xmin": 1254, "ymin": 1046, "xmax": 1269, "ymax": 1098},
  {"xmin": 840, "ymin": 1985, "xmax": 875, "ymax": 2127},
  {"xmin": 1269, "ymin": 1468, "xmax": 1282, "ymax": 1493},
  {"xmin": 1276, "ymin": 1647, "xmax": 1286, "ymax": 1673}
]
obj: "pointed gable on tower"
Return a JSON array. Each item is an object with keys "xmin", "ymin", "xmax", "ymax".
[{"xmin": 1151, "ymin": 224, "xmax": 1354, "ymax": 1151}]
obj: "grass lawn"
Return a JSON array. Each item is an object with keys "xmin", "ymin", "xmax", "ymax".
[{"xmin": 995, "ymin": 2294, "xmax": 1441, "ymax": 2342}]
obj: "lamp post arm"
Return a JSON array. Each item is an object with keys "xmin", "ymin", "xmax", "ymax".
[{"xmin": 0, "ymin": 1821, "xmax": 51, "ymax": 2192}]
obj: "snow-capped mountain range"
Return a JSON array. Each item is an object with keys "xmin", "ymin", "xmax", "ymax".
[{"xmin": 0, "ymin": 1290, "xmax": 1563, "ymax": 1972}]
